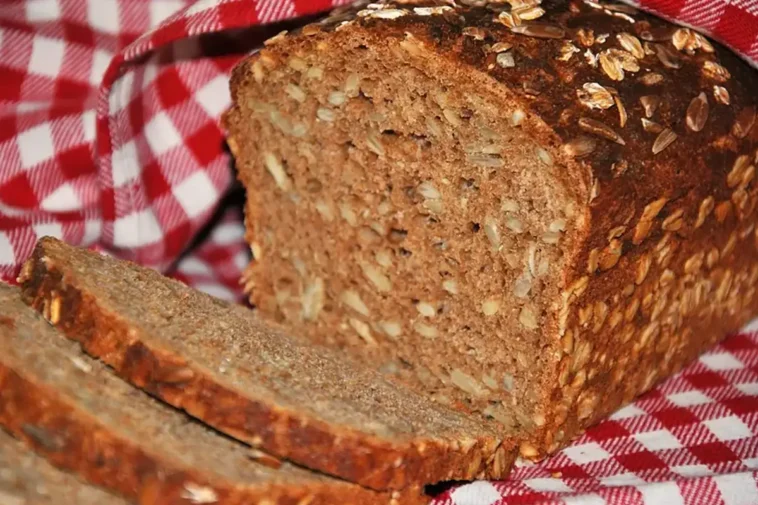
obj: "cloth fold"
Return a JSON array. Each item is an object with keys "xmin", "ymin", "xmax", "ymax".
[{"xmin": 1, "ymin": 1, "xmax": 758, "ymax": 503}]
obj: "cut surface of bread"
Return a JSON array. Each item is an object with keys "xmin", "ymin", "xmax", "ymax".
[
  {"xmin": 0, "ymin": 282, "xmax": 429, "ymax": 505},
  {"xmin": 0, "ymin": 429, "xmax": 128, "ymax": 505},
  {"xmin": 224, "ymin": 0, "xmax": 758, "ymax": 459},
  {"xmin": 18, "ymin": 237, "xmax": 516, "ymax": 491}
]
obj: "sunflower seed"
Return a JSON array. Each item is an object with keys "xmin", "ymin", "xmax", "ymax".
[
  {"xmin": 361, "ymin": 262, "xmax": 391, "ymax": 292},
  {"xmin": 414, "ymin": 321, "xmax": 439, "ymax": 338},
  {"xmin": 563, "ymin": 136, "xmax": 597, "ymax": 158},
  {"xmin": 519, "ymin": 306, "xmax": 539, "ymax": 329},
  {"xmin": 686, "ymin": 92, "xmax": 709, "ymax": 132},
  {"xmin": 513, "ymin": 5, "xmax": 546, "ymax": 20},
  {"xmin": 615, "ymin": 95, "xmax": 627, "ymax": 127},
  {"xmin": 713, "ymin": 85, "xmax": 730, "ymax": 105},
  {"xmin": 641, "ymin": 118, "xmax": 663, "ymax": 134},
  {"xmin": 652, "ymin": 128, "xmax": 677, "ymax": 155},
  {"xmin": 640, "ymin": 95, "xmax": 660, "ymax": 118},
  {"xmin": 341, "ymin": 290, "xmax": 370, "ymax": 316},
  {"xmin": 416, "ymin": 301, "xmax": 436, "ymax": 318},
  {"xmin": 482, "ymin": 298, "xmax": 502, "ymax": 316},
  {"xmin": 442, "ymin": 279, "xmax": 459, "ymax": 295},
  {"xmin": 578, "ymin": 117, "xmax": 625, "ymax": 145},
  {"xmin": 511, "ymin": 23, "xmax": 565, "ymax": 39},
  {"xmin": 263, "ymin": 152, "xmax": 291, "ymax": 191},
  {"xmin": 639, "ymin": 72, "xmax": 664, "ymax": 85},
  {"xmin": 655, "ymin": 43, "xmax": 681, "ymax": 68},
  {"xmin": 379, "ymin": 320, "xmax": 402, "ymax": 339},
  {"xmin": 496, "ymin": 51, "xmax": 516, "ymax": 68},
  {"xmin": 285, "ymin": 84, "xmax": 306, "ymax": 103},
  {"xmin": 491, "ymin": 41, "xmax": 513, "ymax": 53}
]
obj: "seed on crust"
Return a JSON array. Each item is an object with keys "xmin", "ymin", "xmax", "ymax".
[
  {"xmin": 727, "ymin": 155, "xmax": 751, "ymax": 188},
  {"xmin": 686, "ymin": 92, "xmax": 709, "ymax": 132},
  {"xmin": 511, "ymin": 23, "xmax": 565, "ymax": 39},
  {"xmin": 578, "ymin": 117, "xmax": 625, "ymax": 145},
  {"xmin": 713, "ymin": 85, "xmax": 730, "ymax": 105},
  {"xmin": 641, "ymin": 118, "xmax": 663, "ymax": 134},
  {"xmin": 640, "ymin": 95, "xmax": 660, "ymax": 118},
  {"xmin": 615, "ymin": 95, "xmax": 628, "ymax": 127},
  {"xmin": 563, "ymin": 136, "xmax": 597, "ymax": 158},
  {"xmin": 652, "ymin": 128, "xmax": 677, "ymax": 155}
]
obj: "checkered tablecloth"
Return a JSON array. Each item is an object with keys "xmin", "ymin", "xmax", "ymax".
[{"xmin": 1, "ymin": 0, "xmax": 758, "ymax": 504}]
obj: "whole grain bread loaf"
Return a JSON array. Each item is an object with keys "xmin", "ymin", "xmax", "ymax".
[
  {"xmin": 0, "ymin": 282, "xmax": 429, "ymax": 505},
  {"xmin": 18, "ymin": 237, "xmax": 516, "ymax": 491},
  {"xmin": 223, "ymin": 0, "xmax": 758, "ymax": 459},
  {"xmin": 0, "ymin": 429, "xmax": 129, "ymax": 505}
]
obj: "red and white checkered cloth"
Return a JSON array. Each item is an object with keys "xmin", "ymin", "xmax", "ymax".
[{"xmin": 1, "ymin": 0, "xmax": 758, "ymax": 503}]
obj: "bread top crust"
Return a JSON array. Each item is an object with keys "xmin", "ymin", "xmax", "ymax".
[{"xmin": 254, "ymin": 0, "xmax": 758, "ymax": 291}]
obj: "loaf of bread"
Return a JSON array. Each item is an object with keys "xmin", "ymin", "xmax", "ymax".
[
  {"xmin": 223, "ymin": 0, "xmax": 758, "ymax": 459},
  {"xmin": 0, "ymin": 429, "xmax": 128, "ymax": 505},
  {"xmin": 0, "ymin": 282, "xmax": 429, "ymax": 505},
  {"xmin": 19, "ymin": 237, "xmax": 516, "ymax": 491}
]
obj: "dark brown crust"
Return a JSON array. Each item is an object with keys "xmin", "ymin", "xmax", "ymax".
[
  {"xmin": 226, "ymin": 0, "xmax": 758, "ymax": 459},
  {"xmin": 0, "ymin": 283, "xmax": 428, "ymax": 505},
  {"xmin": 19, "ymin": 238, "xmax": 516, "ymax": 491}
]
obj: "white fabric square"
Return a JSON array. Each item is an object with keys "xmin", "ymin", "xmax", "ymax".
[
  {"xmin": 82, "ymin": 109, "xmax": 96, "ymax": 143},
  {"xmin": 700, "ymin": 352, "xmax": 744, "ymax": 371},
  {"xmin": 33, "ymin": 222, "xmax": 63, "ymax": 240},
  {"xmin": 141, "ymin": 61, "xmax": 159, "ymax": 90},
  {"xmin": 173, "ymin": 171, "xmax": 217, "ymax": 219},
  {"xmin": 610, "ymin": 404, "xmax": 646, "ymax": 420},
  {"xmin": 0, "ymin": 232, "xmax": 15, "ymax": 266},
  {"xmin": 743, "ymin": 458, "xmax": 758, "ymax": 469},
  {"xmin": 90, "ymin": 48, "xmax": 113, "ymax": 86},
  {"xmin": 563, "ymin": 442, "xmax": 611, "ymax": 465},
  {"xmin": 524, "ymin": 478, "xmax": 572, "ymax": 493},
  {"xmin": 634, "ymin": 429, "xmax": 682, "ymax": 451},
  {"xmin": 145, "ymin": 111, "xmax": 182, "ymax": 156},
  {"xmin": 736, "ymin": 382, "xmax": 758, "ymax": 396},
  {"xmin": 41, "ymin": 183, "xmax": 80, "ymax": 212},
  {"xmin": 705, "ymin": 415, "xmax": 753, "ymax": 442},
  {"xmin": 212, "ymin": 222, "xmax": 245, "ymax": 245},
  {"xmin": 671, "ymin": 464, "xmax": 713, "ymax": 478},
  {"xmin": 195, "ymin": 75, "xmax": 231, "ymax": 118},
  {"xmin": 234, "ymin": 251, "xmax": 250, "ymax": 272},
  {"xmin": 177, "ymin": 257, "xmax": 211, "ymax": 276},
  {"xmin": 600, "ymin": 472, "xmax": 646, "ymax": 487},
  {"xmin": 17, "ymin": 123, "xmax": 55, "ymax": 169},
  {"xmin": 109, "ymin": 72, "xmax": 135, "ymax": 114},
  {"xmin": 184, "ymin": 0, "xmax": 221, "ymax": 16},
  {"xmin": 450, "ymin": 482, "xmax": 501, "ymax": 505},
  {"xmin": 563, "ymin": 494, "xmax": 606, "ymax": 505},
  {"xmin": 87, "ymin": 0, "xmax": 120, "ymax": 34},
  {"xmin": 149, "ymin": 0, "xmax": 185, "ymax": 27},
  {"xmin": 638, "ymin": 482, "xmax": 684, "ymax": 505},
  {"xmin": 29, "ymin": 35, "xmax": 64, "ymax": 78},
  {"xmin": 714, "ymin": 472, "xmax": 758, "ymax": 505},
  {"xmin": 25, "ymin": 0, "xmax": 60, "ymax": 22},
  {"xmin": 112, "ymin": 141, "xmax": 141, "ymax": 187},
  {"xmin": 667, "ymin": 390, "xmax": 712, "ymax": 407},
  {"xmin": 83, "ymin": 219, "xmax": 102, "ymax": 244},
  {"xmin": 741, "ymin": 317, "xmax": 758, "ymax": 333},
  {"xmin": 113, "ymin": 209, "xmax": 163, "ymax": 248}
]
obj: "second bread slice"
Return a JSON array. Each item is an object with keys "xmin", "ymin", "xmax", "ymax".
[
  {"xmin": 0, "ymin": 283, "xmax": 424, "ymax": 505},
  {"xmin": 19, "ymin": 237, "xmax": 516, "ymax": 491}
]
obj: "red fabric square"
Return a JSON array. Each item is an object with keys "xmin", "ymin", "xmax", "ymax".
[
  {"xmin": 0, "ymin": 173, "xmax": 39, "ymax": 208},
  {"xmin": 616, "ymin": 450, "xmax": 668, "ymax": 472},
  {"xmin": 0, "ymin": 66, "xmax": 25, "ymax": 102},
  {"xmin": 155, "ymin": 68, "xmax": 191, "ymax": 110},
  {"xmin": 689, "ymin": 441, "xmax": 740, "ymax": 465}
]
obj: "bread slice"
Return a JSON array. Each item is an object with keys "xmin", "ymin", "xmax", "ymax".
[
  {"xmin": 223, "ymin": 0, "xmax": 758, "ymax": 459},
  {"xmin": 18, "ymin": 237, "xmax": 516, "ymax": 491},
  {"xmin": 0, "ymin": 429, "xmax": 129, "ymax": 505},
  {"xmin": 0, "ymin": 282, "xmax": 429, "ymax": 505}
]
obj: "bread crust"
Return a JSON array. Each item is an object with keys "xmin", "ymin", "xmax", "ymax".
[
  {"xmin": 226, "ymin": 0, "xmax": 758, "ymax": 459},
  {"xmin": 19, "ymin": 238, "xmax": 516, "ymax": 490}
]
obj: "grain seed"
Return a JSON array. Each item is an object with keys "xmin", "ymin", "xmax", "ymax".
[
  {"xmin": 713, "ymin": 85, "xmax": 730, "ymax": 105},
  {"xmin": 652, "ymin": 128, "xmax": 677, "ymax": 155},
  {"xmin": 579, "ymin": 117, "xmax": 625, "ymax": 145},
  {"xmin": 686, "ymin": 92, "xmax": 709, "ymax": 132},
  {"xmin": 577, "ymin": 82, "xmax": 614, "ymax": 110}
]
